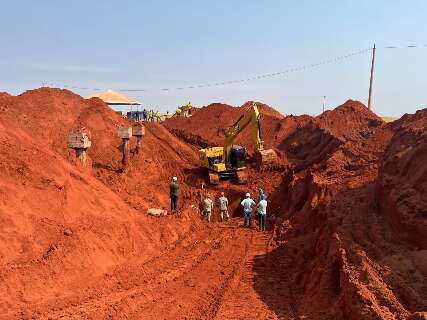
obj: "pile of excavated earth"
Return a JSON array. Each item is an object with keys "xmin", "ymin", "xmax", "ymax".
[{"xmin": 0, "ymin": 88, "xmax": 425, "ymax": 320}]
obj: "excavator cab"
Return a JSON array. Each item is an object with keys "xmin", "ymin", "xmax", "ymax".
[{"xmin": 230, "ymin": 145, "xmax": 247, "ymax": 168}]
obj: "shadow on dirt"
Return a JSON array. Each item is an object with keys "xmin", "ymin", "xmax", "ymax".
[
  {"xmin": 252, "ymin": 243, "xmax": 298, "ymax": 318},
  {"xmin": 92, "ymin": 162, "xmax": 122, "ymax": 173}
]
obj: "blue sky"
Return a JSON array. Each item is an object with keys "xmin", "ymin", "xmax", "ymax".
[{"xmin": 1, "ymin": 0, "xmax": 426, "ymax": 116}]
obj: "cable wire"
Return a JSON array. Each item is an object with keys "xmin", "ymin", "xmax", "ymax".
[
  {"xmin": 43, "ymin": 44, "xmax": 426, "ymax": 93},
  {"xmin": 43, "ymin": 47, "xmax": 372, "ymax": 93}
]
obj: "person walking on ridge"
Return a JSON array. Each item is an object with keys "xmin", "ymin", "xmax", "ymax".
[
  {"xmin": 203, "ymin": 193, "xmax": 214, "ymax": 223},
  {"xmin": 241, "ymin": 193, "xmax": 256, "ymax": 227},
  {"xmin": 218, "ymin": 192, "xmax": 229, "ymax": 222},
  {"xmin": 170, "ymin": 176, "xmax": 179, "ymax": 212},
  {"xmin": 257, "ymin": 196, "xmax": 268, "ymax": 231}
]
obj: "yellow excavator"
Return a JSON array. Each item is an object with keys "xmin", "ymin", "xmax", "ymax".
[{"xmin": 199, "ymin": 103, "xmax": 277, "ymax": 184}]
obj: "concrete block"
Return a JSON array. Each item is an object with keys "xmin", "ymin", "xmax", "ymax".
[
  {"xmin": 147, "ymin": 208, "xmax": 168, "ymax": 216},
  {"xmin": 67, "ymin": 132, "xmax": 91, "ymax": 149},
  {"xmin": 118, "ymin": 127, "xmax": 132, "ymax": 139},
  {"xmin": 132, "ymin": 124, "xmax": 145, "ymax": 136}
]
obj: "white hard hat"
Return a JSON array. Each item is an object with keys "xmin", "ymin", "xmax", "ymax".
[
  {"xmin": 246, "ymin": 193, "xmax": 250, "ymax": 197},
  {"xmin": 172, "ymin": 176, "xmax": 177, "ymax": 181}
]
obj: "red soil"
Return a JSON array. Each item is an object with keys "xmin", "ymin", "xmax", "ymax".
[
  {"xmin": 164, "ymin": 101, "xmax": 285, "ymax": 153},
  {"xmin": 378, "ymin": 109, "xmax": 427, "ymax": 249},
  {"xmin": 0, "ymin": 88, "xmax": 425, "ymax": 319}
]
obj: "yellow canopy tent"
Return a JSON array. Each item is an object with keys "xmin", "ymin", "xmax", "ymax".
[
  {"xmin": 86, "ymin": 90, "xmax": 142, "ymax": 120},
  {"xmin": 85, "ymin": 90, "xmax": 141, "ymax": 106}
]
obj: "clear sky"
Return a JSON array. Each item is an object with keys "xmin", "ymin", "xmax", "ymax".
[{"xmin": 1, "ymin": 0, "xmax": 426, "ymax": 117}]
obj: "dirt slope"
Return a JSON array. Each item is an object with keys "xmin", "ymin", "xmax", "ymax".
[
  {"xmin": 378, "ymin": 108, "xmax": 427, "ymax": 248},
  {"xmin": 264, "ymin": 105, "xmax": 426, "ymax": 319},
  {"xmin": 0, "ymin": 88, "xmax": 426, "ymax": 320},
  {"xmin": 0, "ymin": 89, "xmax": 204, "ymax": 319},
  {"xmin": 165, "ymin": 99, "xmax": 426, "ymax": 319},
  {"xmin": 164, "ymin": 101, "xmax": 285, "ymax": 153}
]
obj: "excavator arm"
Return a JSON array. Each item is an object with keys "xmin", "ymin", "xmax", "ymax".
[{"xmin": 223, "ymin": 103, "xmax": 276, "ymax": 165}]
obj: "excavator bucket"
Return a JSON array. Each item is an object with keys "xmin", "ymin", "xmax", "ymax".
[{"xmin": 255, "ymin": 149, "xmax": 277, "ymax": 166}]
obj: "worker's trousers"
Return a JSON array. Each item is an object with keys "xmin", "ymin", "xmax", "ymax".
[
  {"xmin": 220, "ymin": 209, "xmax": 229, "ymax": 221},
  {"xmin": 205, "ymin": 210, "xmax": 212, "ymax": 223},
  {"xmin": 244, "ymin": 210, "xmax": 252, "ymax": 227},
  {"xmin": 171, "ymin": 195, "xmax": 178, "ymax": 211},
  {"xmin": 259, "ymin": 214, "xmax": 266, "ymax": 231}
]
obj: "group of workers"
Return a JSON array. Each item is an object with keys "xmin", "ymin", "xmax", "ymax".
[
  {"xmin": 129, "ymin": 102, "xmax": 192, "ymax": 122},
  {"xmin": 141, "ymin": 109, "xmax": 163, "ymax": 122},
  {"xmin": 169, "ymin": 176, "xmax": 268, "ymax": 231},
  {"xmin": 175, "ymin": 102, "xmax": 193, "ymax": 118}
]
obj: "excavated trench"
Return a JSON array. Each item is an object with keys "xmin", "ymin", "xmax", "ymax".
[{"xmin": 0, "ymin": 89, "xmax": 426, "ymax": 320}]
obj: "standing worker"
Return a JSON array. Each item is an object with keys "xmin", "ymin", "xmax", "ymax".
[
  {"xmin": 203, "ymin": 193, "xmax": 214, "ymax": 223},
  {"xmin": 187, "ymin": 102, "xmax": 193, "ymax": 117},
  {"xmin": 218, "ymin": 192, "xmax": 229, "ymax": 222},
  {"xmin": 257, "ymin": 196, "xmax": 268, "ymax": 231},
  {"xmin": 258, "ymin": 187, "xmax": 266, "ymax": 201},
  {"xmin": 170, "ymin": 176, "xmax": 179, "ymax": 212},
  {"xmin": 241, "ymin": 193, "xmax": 256, "ymax": 228}
]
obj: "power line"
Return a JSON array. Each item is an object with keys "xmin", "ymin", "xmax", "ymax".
[
  {"xmin": 42, "ymin": 44, "xmax": 426, "ymax": 93},
  {"xmin": 43, "ymin": 47, "xmax": 372, "ymax": 93},
  {"xmin": 383, "ymin": 44, "xmax": 427, "ymax": 49}
]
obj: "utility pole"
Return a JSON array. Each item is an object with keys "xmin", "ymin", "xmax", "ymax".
[
  {"xmin": 322, "ymin": 96, "xmax": 326, "ymax": 113},
  {"xmin": 368, "ymin": 44, "xmax": 376, "ymax": 111}
]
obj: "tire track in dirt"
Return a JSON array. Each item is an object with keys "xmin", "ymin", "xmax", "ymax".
[
  {"xmin": 34, "ymin": 221, "xmax": 254, "ymax": 319},
  {"xmin": 31, "ymin": 221, "xmax": 294, "ymax": 320},
  {"xmin": 212, "ymin": 230, "xmax": 291, "ymax": 320},
  {"xmin": 34, "ymin": 227, "xmax": 219, "ymax": 317}
]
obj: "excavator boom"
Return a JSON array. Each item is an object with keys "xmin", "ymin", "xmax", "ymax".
[{"xmin": 223, "ymin": 103, "xmax": 276, "ymax": 166}]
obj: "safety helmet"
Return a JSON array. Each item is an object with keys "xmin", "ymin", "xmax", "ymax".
[
  {"xmin": 172, "ymin": 177, "xmax": 177, "ymax": 181},
  {"xmin": 246, "ymin": 193, "xmax": 250, "ymax": 198}
]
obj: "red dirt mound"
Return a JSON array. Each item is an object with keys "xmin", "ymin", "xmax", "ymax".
[
  {"xmin": 1, "ymin": 88, "xmax": 426, "ymax": 319},
  {"xmin": 0, "ymin": 88, "xmax": 199, "ymax": 210},
  {"xmin": 265, "ymin": 104, "xmax": 426, "ymax": 319},
  {"xmin": 378, "ymin": 108, "xmax": 427, "ymax": 249},
  {"xmin": 0, "ymin": 88, "xmax": 206, "ymax": 318},
  {"xmin": 164, "ymin": 101, "xmax": 285, "ymax": 153},
  {"xmin": 163, "ymin": 97, "xmax": 425, "ymax": 319},
  {"xmin": 279, "ymin": 100, "xmax": 386, "ymax": 170},
  {"xmin": 317, "ymin": 99, "xmax": 384, "ymax": 140}
]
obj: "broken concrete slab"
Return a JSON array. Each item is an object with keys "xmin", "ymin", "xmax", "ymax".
[{"xmin": 147, "ymin": 208, "xmax": 167, "ymax": 217}]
